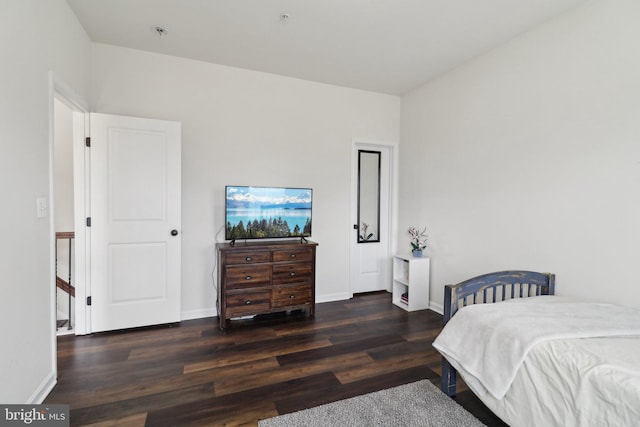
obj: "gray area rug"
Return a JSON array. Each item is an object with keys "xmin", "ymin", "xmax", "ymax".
[{"xmin": 259, "ymin": 379, "xmax": 486, "ymax": 427}]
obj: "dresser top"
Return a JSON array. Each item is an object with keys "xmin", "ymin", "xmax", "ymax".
[{"xmin": 217, "ymin": 239, "xmax": 318, "ymax": 252}]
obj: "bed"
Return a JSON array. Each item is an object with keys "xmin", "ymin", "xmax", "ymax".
[{"xmin": 433, "ymin": 270, "xmax": 640, "ymax": 427}]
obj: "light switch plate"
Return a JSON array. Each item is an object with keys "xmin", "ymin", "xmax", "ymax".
[{"xmin": 36, "ymin": 197, "xmax": 48, "ymax": 218}]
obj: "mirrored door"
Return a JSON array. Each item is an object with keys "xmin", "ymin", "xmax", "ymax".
[{"xmin": 350, "ymin": 143, "xmax": 392, "ymax": 294}]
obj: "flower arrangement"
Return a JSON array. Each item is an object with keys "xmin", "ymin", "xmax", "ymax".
[
  {"xmin": 408, "ymin": 226, "xmax": 427, "ymax": 253},
  {"xmin": 359, "ymin": 222, "xmax": 374, "ymax": 241}
]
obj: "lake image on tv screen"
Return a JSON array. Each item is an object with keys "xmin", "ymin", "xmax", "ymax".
[{"xmin": 226, "ymin": 186, "xmax": 312, "ymax": 240}]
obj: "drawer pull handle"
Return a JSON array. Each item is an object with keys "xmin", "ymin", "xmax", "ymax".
[
  {"xmin": 289, "ymin": 295, "xmax": 295, "ymax": 299},
  {"xmin": 245, "ymin": 300, "xmax": 252, "ymax": 305},
  {"xmin": 289, "ymin": 272, "xmax": 296, "ymax": 277},
  {"xmin": 245, "ymin": 256, "xmax": 252, "ymax": 262},
  {"xmin": 245, "ymin": 275, "xmax": 252, "ymax": 280},
  {"xmin": 290, "ymin": 253, "xmax": 296, "ymax": 258}
]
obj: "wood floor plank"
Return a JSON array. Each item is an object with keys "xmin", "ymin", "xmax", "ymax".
[
  {"xmin": 184, "ymin": 355, "xmax": 279, "ymax": 375},
  {"xmin": 272, "ymin": 310, "xmax": 405, "ymax": 337},
  {"xmin": 67, "ymin": 383, "xmax": 216, "ymax": 426},
  {"xmin": 276, "ymin": 333, "xmax": 406, "ymax": 365},
  {"xmin": 365, "ymin": 335, "xmax": 434, "ymax": 360},
  {"xmin": 125, "ymin": 325, "xmax": 284, "ymax": 362},
  {"xmin": 403, "ymin": 326, "xmax": 441, "ymax": 341},
  {"xmin": 146, "ymin": 398, "xmax": 277, "ymax": 427},
  {"xmin": 53, "ymin": 358, "xmax": 276, "ymax": 410},
  {"xmin": 55, "ymin": 358, "xmax": 185, "ymax": 389},
  {"xmin": 79, "ymin": 413, "xmax": 147, "ymax": 427},
  {"xmin": 214, "ymin": 351, "xmax": 373, "ymax": 396},
  {"xmin": 57, "ymin": 348, "xmax": 131, "ymax": 370},
  {"xmin": 182, "ymin": 337, "xmax": 333, "ymax": 371},
  {"xmin": 273, "ymin": 364, "xmax": 439, "ymax": 415},
  {"xmin": 342, "ymin": 291, "xmax": 394, "ymax": 307},
  {"xmin": 146, "ymin": 372, "xmax": 341, "ymax": 427},
  {"xmin": 333, "ymin": 346, "xmax": 442, "ymax": 384}
]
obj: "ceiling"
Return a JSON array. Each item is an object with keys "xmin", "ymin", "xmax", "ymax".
[{"xmin": 67, "ymin": 0, "xmax": 587, "ymax": 95}]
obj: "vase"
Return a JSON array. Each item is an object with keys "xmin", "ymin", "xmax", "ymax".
[{"xmin": 412, "ymin": 249, "xmax": 422, "ymax": 258}]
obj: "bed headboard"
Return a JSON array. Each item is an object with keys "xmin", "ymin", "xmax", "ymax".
[
  {"xmin": 440, "ymin": 270, "xmax": 555, "ymax": 396},
  {"xmin": 443, "ymin": 270, "xmax": 555, "ymax": 326}
]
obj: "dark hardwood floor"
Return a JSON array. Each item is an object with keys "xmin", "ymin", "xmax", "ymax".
[{"xmin": 45, "ymin": 292, "xmax": 507, "ymax": 427}]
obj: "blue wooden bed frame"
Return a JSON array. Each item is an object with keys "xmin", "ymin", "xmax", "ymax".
[{"xmin": 440, "ymin": 270, "xmax": 556, "ymax": 396}]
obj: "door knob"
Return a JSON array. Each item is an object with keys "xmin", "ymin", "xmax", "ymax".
[{"xmin": 170, "ymin": 229, "xmax": 179, "ymax": 236}]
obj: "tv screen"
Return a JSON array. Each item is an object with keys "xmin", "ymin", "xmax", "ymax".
[{"xmin": 225, "ymin": 186, "xmax": 313, "ymax": 240}]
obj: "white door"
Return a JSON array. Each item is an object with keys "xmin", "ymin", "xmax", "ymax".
[
  {"xmin": 90, "ymin": 113, "xmax": 181, "ymax": 332},
  {"xmin": 350, "ymin": 143, "xmax": 392, "ymax": 293}
]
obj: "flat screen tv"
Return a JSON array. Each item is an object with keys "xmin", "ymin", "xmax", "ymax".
[{"xmin": 225, "ymin": 186, "xmax": 312, "ymax": 241}]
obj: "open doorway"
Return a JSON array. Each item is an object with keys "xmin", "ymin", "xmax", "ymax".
[
  {"xmin": 53, "ymin": 98, "xmax": 76, "ymax": 335},
  {"xmin": 49, "ymin": 73, "xmax": 89, "ymax": 347}
]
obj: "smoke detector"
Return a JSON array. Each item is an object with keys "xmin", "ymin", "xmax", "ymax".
[{"xmin": 151, "ymin": 26, "xmax": 168, "ymax": 37}]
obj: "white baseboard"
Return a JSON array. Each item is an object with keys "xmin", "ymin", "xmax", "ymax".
[
  {"xmin": 316, "ymin": 292, "xmax": 351, "ymax": 304},
  {"xmin": 429, "ymin": 301, "xmax": 443, "ymax": 315},
  {"xmin": 29, "ymin": 370, "xmax": 57, "ymax": 404},
  {"xmin": 181, "ymin": 308, "xmax": 216, "ymax": 321}
]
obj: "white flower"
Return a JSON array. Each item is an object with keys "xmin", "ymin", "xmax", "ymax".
[{"xmin": 408, "ymin": 226, "xmax": 428, "ymax": 251}]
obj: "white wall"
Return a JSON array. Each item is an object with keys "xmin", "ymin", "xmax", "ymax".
[
  {"xmin": 400, "ymin": 0, "xmax": 640, "ymax": 311},
  {"xmin": 0, "ymin": 0, "xmax": 90, "ymax": 402},
  {"xmin": 90, "ymin": 44, "xmax": 400, "ymax": 318}
]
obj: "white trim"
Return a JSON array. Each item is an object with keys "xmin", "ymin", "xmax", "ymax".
[
  {"xmin": 53, "ymin": 78, "xmax": 89, "ymax": 336},
  {"xmin": 181, "ymin": 308, "xmax": 216, "ymax": 321},
  {"xmin": 429, "ymin": 301, "xmax": 444, "ymax": 315},
  {"xmin": 48, "ymin": 72, "xmax": 89, "ymax": 401},
  {"xmin": 349, "ymin": 139, "xmax": 397, "ymax": 297},
  {"xmin": 316, "ymin": 292, "xmax": 352, "ymax": 304},
  {"xmin": 27, "ymin": 371, "xmax": 57, "ymax": 404},
  {"xmin": 50, "ymin": 73, "xmax": 89, "ymax": 112},
  {"xmin": 47, "ymin": 75, "xmax": 58, "ymax": 398}
]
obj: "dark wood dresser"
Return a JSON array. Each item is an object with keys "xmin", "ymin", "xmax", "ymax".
[{"xmin": 216, "ymin": 240, "xmax": 318, "ymax": 330}]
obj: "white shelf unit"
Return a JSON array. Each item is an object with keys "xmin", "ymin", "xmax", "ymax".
[{"xmin": 392, "ymin": 254, "xmax": 430, "ymax": 311}]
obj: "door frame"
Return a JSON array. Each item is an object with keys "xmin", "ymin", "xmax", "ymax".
[
  {"xmin": 48, "ymin": 72, "xmax": 89, "ymax": 384},
  {"xmin": 50, "ymin": 73, "xmax": 90, "ymax": 336},
  {"xmin": 349, "ymin": 139, "xmax": 398, "ymax": 297}
]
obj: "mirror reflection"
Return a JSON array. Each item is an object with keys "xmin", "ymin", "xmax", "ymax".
[{"xmin": 357, "ymin": 150, "xmax": 381, "ymax": 243}]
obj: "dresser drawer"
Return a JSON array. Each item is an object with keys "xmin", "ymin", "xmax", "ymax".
[
  {"xmin": 272, "ymin": 248, "xmax": 313, "ymax": 263},
  {"xmin": 226, "ymin": 265, "xmax": 271, "ymax": 289},
  {"xmin": 272, "ymin": 263, "xmax": 313, "ymax": 284},
  {"xmin": 226, "ymin": 290, "xmax": 271, "ymax": 317},
  {"xmin": 272, "ymin": 284, "xmax": 312, "ymax": 308},
  {"xmin": 225, "ymin": 251, "xmax": 270, "ymax": 265}
]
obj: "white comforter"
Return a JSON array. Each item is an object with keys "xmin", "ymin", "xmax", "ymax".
[
  {"xmin": 484, "ymin": 336, "xmax": 640, "ymax": 427},
  {"xmin": 432, "ymin": 296, "xmax": 640, "ymax": 400}
]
